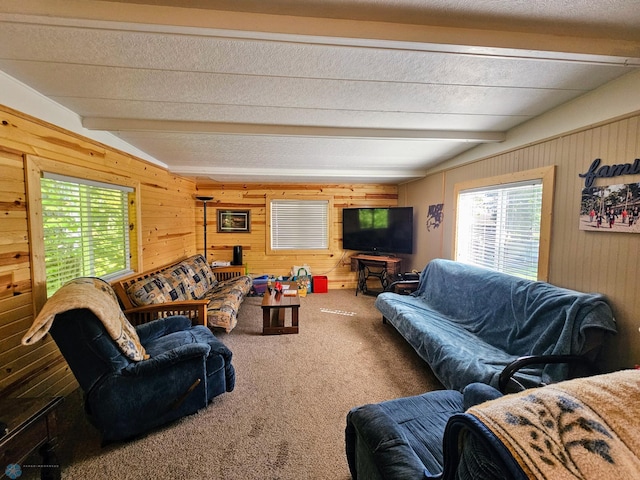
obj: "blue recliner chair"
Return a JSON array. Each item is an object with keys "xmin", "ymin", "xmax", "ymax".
[
  {"xmin": 346, "ymin": 370, "xmax": 640, "ymax": 479},
  {"xmin": 46, "ymin": 280, "xmax": 235, "ymax": 444},
  {"xmin": 345, "ymin": 384, "xmax": 505, "ymax": 479}
]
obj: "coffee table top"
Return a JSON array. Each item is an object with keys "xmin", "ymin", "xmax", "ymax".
[{"xmin": 261, "ymin": 282, "xmax": 300, "ymax": 308}]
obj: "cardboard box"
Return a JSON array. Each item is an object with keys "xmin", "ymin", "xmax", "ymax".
[{"xmin": 312, "ymin": 275, "xmax": 328, "ymax": 293}]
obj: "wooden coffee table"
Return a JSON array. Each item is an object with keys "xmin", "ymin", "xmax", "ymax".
[{"xmin": 261, "ymin": 282, "xmax": 300, "ymax": 335}]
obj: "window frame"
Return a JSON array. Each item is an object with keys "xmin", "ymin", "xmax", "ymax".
[
  {"xmin": 26, "ymin": 155, "xmax": 141, "ymax": 314},
  {"xmin": 266, "ymin": 195, "xmax": 333, "ymax": 255},
  {"xmin": 452, "ymin": 166, "xmax": 555, "ymax": 282}
]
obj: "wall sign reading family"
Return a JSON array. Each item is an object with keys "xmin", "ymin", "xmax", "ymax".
[
  {"xmin": 579, "ymin": 157, "xmax": 640, "ymax": 188},
  {"xmin": 579, "ymin": 157, "xmax": 640, "ymax": 233},
  {"xmin": 217, "ymin": 210, "xmax": 251, "ymax": 233}
]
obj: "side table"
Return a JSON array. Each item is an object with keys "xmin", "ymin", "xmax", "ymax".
[
  {"xmin": 261, "ymin": 283, "xmax": 300, "ymax": 335},
  {"xmin": 0, "ymin": 396, "xmax": 64, "ymax": 480}
]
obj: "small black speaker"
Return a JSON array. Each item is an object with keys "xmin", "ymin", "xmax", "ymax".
[{"xmin": 232, "ymin": 245, "xmax": 243, "ymax": 265}]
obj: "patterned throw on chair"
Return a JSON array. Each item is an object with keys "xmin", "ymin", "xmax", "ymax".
[
  {"xmin": 22, "ymin": 277, "xmax": 148, "ymax": 361},
  {"xmin": 467, "ymin": 369, "xmax": 640, "ymax": 479}
]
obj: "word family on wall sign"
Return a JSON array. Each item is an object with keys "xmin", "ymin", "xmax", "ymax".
[{"xmin": 579, "ymin": 158, "xmax": 640, "ymax": 188}]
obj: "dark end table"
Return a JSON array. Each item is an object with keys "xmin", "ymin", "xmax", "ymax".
[{"xmin": 0, "ymin": 396, "xmax": 64, "ymax": 480}]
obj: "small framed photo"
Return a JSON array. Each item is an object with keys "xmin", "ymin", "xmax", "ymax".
[{"xmin": 217, "ymin": 209, "xmax": 251, "ymax": 233}]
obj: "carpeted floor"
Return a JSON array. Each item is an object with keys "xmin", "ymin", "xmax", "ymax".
[{"xmin": 40, "ymin": 289, "xmax": 443, "ymax": 479}]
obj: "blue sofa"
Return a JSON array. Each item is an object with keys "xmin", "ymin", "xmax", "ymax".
[
  {"xmin": 346, "ymin": 369, "xmax": 640, "ymax": 480},
  {"xmin": 375, "ymin": 259, "xmax": 617, "ymax": 392}
]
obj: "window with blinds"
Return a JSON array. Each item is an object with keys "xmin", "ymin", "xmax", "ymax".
[
  {"xmin": 41, "ymin": 173, "xmax": 133, "ymax": 297},
  {"xmin": 270, "ymin": 199, "xmax": 329, "ymax": 250},
  {"xmin": 455, "ymin": 180, "xmax": 543, "ymax": 280}
]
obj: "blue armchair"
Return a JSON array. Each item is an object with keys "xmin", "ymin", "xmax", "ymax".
[
  {"xmin": 49, "ymin": 307, "xmax": 235, "ymax": 443},
  {"xmin": 346, "ymin": 370, "xmax": 640, "ymax": 479}
]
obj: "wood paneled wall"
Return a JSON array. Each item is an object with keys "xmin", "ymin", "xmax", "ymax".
[
  {"xmin": 0, "ymin": 104, "xmax": 398, "ymax": 399},
  {"xmin": 194, "ymin": 182, "xmax": 398, "ymax": 287},
  {"xmin": 0, "ymin": 105, "xmax": 198, "ymax": 398},
  {"xmin": 400, "ymin": 113, "xmax": 640, "ymax": 372}
]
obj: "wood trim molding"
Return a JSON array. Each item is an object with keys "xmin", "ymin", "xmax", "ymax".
[
  {"xmin": 25, "ymin": 154, "xmax": 142, "ymax": 315},
  {"xmin": 265, "ymin": 194, "xmax": 334, "ymax": 256}
]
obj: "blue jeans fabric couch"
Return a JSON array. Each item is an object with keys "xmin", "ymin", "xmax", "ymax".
[
  {"xmin": 50, "ymin": 309, "xmax": 235, "ymax": 443},
  {"xmin": 346, "ymin": 370, "xmax": 640, "ymax": 480},
  {"xmin": 22, "ymin": 276, "xmax": 236, "ymax": 444},
  {"xmin": 346, "ymin": 384, "xmax": 504, "ymax": 479},
  {"xmin": 375, "ymin": 259, "xmax": 617, "ymax": 392}
]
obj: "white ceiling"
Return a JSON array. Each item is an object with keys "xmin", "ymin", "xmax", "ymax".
[{"xmin": 1, "ymin": 0, "xmax": 639, "ymax": 184}]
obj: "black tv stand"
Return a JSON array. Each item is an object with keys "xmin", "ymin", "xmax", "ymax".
[{"xmin": 350, "ymin": 254, "xmax": 403, "ymax": 296}]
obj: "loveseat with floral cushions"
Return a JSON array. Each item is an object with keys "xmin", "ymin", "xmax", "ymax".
[{"xmin": 112, "ymin": 254, "xmax": 252, "ymax": 332}]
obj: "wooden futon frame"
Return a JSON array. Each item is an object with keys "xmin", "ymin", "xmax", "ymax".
[{"xmin": 112, "ymin": 262, "xmax": 245, "ymax": 326}]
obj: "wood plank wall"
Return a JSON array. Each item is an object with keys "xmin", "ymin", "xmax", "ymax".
[
  {"xmin": 400, "ymin": 112, "xmax": 640, "ymax": 372},
  {"xmin": 0, "ymin": 105, "xmax": 198, "ymax": 398},
  {"xmin": 0, "ymin": 104, "xmax": 398, "ymax": 399},
  {"xmin": 194, "ymin": 181, "xmax": 399, "ymax": 286}
]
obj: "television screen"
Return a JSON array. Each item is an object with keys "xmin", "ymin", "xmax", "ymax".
[{"xmin": 342, "ymin": 207, "xmax": 413, "ymax": 254}]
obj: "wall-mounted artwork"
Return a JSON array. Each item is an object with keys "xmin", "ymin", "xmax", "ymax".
[
  {"xmin": 426, "ymin": 203, "xmax": 444, "ymax": 231},
  {"xmin": 580, "ymin": 182, "xmax": 640, "ymax": 232},
  {"xmin": 217, "ymin": 209, "xmax": 251, "ymax": 233}
]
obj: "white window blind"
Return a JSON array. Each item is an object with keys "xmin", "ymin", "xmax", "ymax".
[
  {"xmin": 456, "ymin": 181, "xmax": 542, "ymax": 280},
  {"xmin": 271, "ymin": 199, "xmax": 329, "ymax": 250},
  {"xmin": 41, "ymin": 174, "xmax": 133, "ymax": 297}
]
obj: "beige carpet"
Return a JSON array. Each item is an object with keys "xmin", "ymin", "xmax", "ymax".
[{"xmin": 45, "ymin": 289, "xmax": 443, "ymax": 480}]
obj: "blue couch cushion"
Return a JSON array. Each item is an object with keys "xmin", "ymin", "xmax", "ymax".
[
  {"xmin": 346, "ymin": 390, "xmax": 464, "ymax": 478},
  {"xmin": 144, "ymin": 326, "xmax": 210, "ymax": 356},
  {"xmin": 345, "ymin": 384, "xmax": 507, "ymax": 480},
  {"xmin": 143, "ymin": 323, "xmax": 235, "ymax": 393},
  {"xmin": 412, "ymin": 260, "xmax": 614, "ymax": 356}
]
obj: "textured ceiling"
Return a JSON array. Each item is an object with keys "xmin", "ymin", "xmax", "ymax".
[{"xmin": 1, "ymin": 0, "xmax": 639, "ymax": 184}]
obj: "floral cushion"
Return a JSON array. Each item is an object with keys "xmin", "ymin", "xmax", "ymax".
[
  {"xmin": 126, "ymin": 255, "xmax": 217, "ymax": 307},
  {"xmin": 204, "ymin": 275, "xmax": 253, "ymax": 332},
  {"xmin": 124, "ymin": 254, "xmax": 252, "ymax": 333}
]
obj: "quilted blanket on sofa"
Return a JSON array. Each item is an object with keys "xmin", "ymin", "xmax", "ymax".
[
  {"xmin": 203, "ymin": 275, "xmax": 252, "ymax": 332},
  {"xmin": 126, "ymin": 254, "xmax": 216, "ymax": 306}
]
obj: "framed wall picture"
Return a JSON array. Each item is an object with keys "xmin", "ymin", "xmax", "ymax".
[
  {"xmin": 426, "ymin": 203, "xmax": 444, "ymax": 231},
  {"xmin": 217, "ymin": 209, "xmax": 251, "ymax": 233},
  {"xmin": 580, "ymin": 182, "xmax": 640, "ymax": 232}
]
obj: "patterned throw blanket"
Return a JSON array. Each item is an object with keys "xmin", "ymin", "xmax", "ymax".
[
  {"xmin": 22, "ymin": 277, "xmax": 148, "ymax": 361},
  {"xmin": 468, "ymin": 370, "xmax": 640, "ymax": 479}
]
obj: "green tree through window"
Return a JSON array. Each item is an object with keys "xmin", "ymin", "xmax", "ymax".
[{"xmin": 41, "ymin": 175, "xmax": 132, "ymax": 297}]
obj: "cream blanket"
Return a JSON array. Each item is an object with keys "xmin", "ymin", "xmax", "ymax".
[
  {"xmin": 468, "ymin": 369, "xmax": 640, "ymax": 479},
  {"xmin": 22, "ymin": 277, "xmax": 148, "ymax": 361}
]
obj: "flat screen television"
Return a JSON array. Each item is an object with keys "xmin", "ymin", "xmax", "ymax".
[{"xmin": 342, "ymin": 207, "xmax": 413, "ymax": 254}]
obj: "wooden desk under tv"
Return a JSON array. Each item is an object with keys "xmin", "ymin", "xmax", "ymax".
[{"xmin": 350, "ymin": 254, "xmax": 402, "ymax": 296}]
